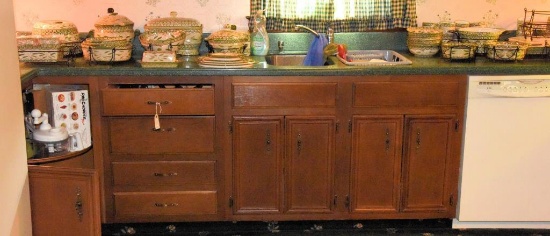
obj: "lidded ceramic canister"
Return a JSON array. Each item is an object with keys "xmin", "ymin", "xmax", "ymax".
[
  {"xmin": 144, "ymin": 11, "xmax": 203, "ymax": 55},
  {"xmin": 31, "ymin": 20, "xmax": 82, "ymax": 55},
  {"xmin": 94, "ymin": 8, "xmax": 135, "ymax": 42},
  {"xmin": 32, "ymin": 20, "xmax": 80, "ymax": 43},
  {"xmin": 205, "ymin": 24, "xmax": 250, "ymax": 54}
]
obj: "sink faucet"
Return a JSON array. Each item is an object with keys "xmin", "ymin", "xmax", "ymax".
[
  {"xmin": 295, "ymin": 25, "xmax": 320, "ymax": 37},
  {"xmin": 295, "ymin": 24, "xmax": 334, "ymax": 43}
]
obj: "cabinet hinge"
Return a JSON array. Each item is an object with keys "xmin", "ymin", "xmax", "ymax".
[
  {"xmin": 449, "ymin": 194, "xmax": 454, "ymax": 206},
  {"xmin": 335, "ymin": 121, "xmax": 340, "ymax": 133},
  {"xmin": 229, "ymin": 196, "xmax": 234, "ymax": 208},
  {"xmin": 348, "ymin": 120, "xmax": 352, "ymax": 133},
  {"xmin": 228, "ymin": 121, "xmax": 233, "ymax": 134},
  {"xmin": 345, "ymin": 195, "xmax": 350, "ymax": 209},
  {"xmin": 455, "ymin": 120, "xmax": 460, "ymax": 132}
]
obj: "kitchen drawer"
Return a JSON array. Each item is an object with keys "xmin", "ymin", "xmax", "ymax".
[
  {"xmin": 353, "ymin": 81, "xmax": 459, "ymax": 107},
  {"xmin": 109, "ymin": 116, "xmax": 215, "ymax": 154},
  {"xmin": 112, "ymin": 161, "xmax": 216, "ymax": 186},
  {"xmin": 102, "ymin": 88, "xmax": 214, "ymax": 116},
  {"xmin": 232, "ymin": 82, "xmax": 337, "ymax": 108},
  {"xmin": 114, "ymin": 191, "xmax": 217, "ymax": 216}
]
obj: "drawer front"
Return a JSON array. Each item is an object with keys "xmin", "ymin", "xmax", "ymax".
[
  {"xmin": 232, "ymin": 82, "xmax": 338, "ymax": 108},
  {"xmin": 109, "ymin": 116, "xmax": 215, "ymax": 154},
  {"xmin": 353, "ymin": 81, "xmax": 459, "ymax": 107},
  {"xmin": 114, "ymin": 191, "xmax": 217, "ymax": 216},
  {"xmin": 112, "ymin": 161, "xmax": 216, "ymax": 186},
  {"xmin": 102, "ymin": 88, "xmax": 214, "ymax": 115}
]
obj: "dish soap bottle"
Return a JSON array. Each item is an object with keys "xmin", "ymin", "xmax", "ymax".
[{"xmin": 251, "ymin": 10, "xmax": 269, "ymax": 56}]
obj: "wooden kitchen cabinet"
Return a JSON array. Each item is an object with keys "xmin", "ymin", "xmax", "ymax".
[
  {"xmin": 348, "ymin": 76, "xmax": 465, "ymax": 219},
  {"xmin": 227, "ymin": 75, "xmax": 465, "ymax": 221},
  {"xmin": 228, "ymin": 77, "xmax": 340, "ymax": 220},
  {"xmin": 100, "ymin": 77, "xmax": 225, "ymax": 223},
  {"xmin": 231, "ymin": 116, "xmax": 337, "ymax": 217},
  {"xmin": 26, "ymin": 73, "xmax": 465, "ymax": 227},
  {"xmin": 28, "ymin": 152, "xmax": 101, "ymax": 236},
  {"xmin": 350, "ymin": 114, "xmax": 459, "ymax": 218},
  {"xmin": 23, "ymin": 77, "xmax": 102, "ymax": 235}
]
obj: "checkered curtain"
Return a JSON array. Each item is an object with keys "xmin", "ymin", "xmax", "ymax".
[{"xmin": 250, "ymin": 0, "xmax": 417, "ymax": 32}]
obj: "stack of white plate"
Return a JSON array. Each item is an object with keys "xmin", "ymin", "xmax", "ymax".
[{"xmin": 198, "ymin": 53, "xmax": 254, "ymax": 68}]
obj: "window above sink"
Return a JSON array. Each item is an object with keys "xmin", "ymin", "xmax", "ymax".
[{"xmin": 250, "ymin": 0, "xmax": 418, "ymax": 33}]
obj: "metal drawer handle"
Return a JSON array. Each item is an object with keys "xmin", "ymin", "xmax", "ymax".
[
  {"xmin": 147, "ymin": 101, "xmax": 171, "ymax": 105},
  {"xmin": 75, "ymin": 187, "xmax": 83, "ymax": 222},
  {"xmin": 153, "ymin": 172, "xmax": 178, "ymax": 177},
  {"xmin": 154, "ymin": 202, "xmax": 179, "ymax": 207},
  {"xmin": 151, "ymin": 127, "xmax": 176, "ymax": 132}
]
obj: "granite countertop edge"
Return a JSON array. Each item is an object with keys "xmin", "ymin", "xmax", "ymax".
[{"xmin": 20, "ymin": 54, "xmax": 550, "ymax": 79}]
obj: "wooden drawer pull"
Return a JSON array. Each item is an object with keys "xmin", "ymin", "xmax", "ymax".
[
  {"xmin": 147, "ymin": 101, "xmax": 171, "ymax": 105},
  {"xmin": 153, "ymin": 172, "xmax": 178, "ymax": 177},
  {"xmin": 151, "ymin": 127, "xmax": 176, "ymax": 132},
  {"xmin": 154, "ymin": 202, "xmax": 179, "ymax": 207}
]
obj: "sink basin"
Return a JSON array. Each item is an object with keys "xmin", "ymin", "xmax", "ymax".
[
  {"xmin": 338, "ymin": 50, "xmax": 412, "ymax": 66},
  {"xmin": 265, "ymin": 54, "xmax": 335, "ymax": 66},
  {"xmin": 265, "ymin": 50, "xmax": 412, "ymax": 67}
]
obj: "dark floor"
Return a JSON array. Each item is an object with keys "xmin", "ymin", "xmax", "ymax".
[{"xmin": 102, "ymin": 219, "xmax": 550, "ymax": 235}]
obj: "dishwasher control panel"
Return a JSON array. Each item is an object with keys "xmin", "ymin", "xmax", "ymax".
[{"xmin": 472, "ymin": 78, "xmax": 550, "ymax": 97}]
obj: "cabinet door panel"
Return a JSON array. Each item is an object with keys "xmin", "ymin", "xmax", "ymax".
[
  {"xmin": 232, "ymin": 83, "xmax": 337, "ymax": 108},
  {"xmin": 28, "ymin": 166, "xmax": 101, "ymax": 236},
  {"xmin": 353, "ymin": 81, "xmax": 459, "ymax": 107},
  {"xmin": 401, "ymin": 115, "xmax": 455, "ymax": 214},
  {"xmin": 286, "ymin": 117, "xmax": 335, "ymax": 213},
  {"xmin": 350, "ymin": 116, "xmax": 403, "ymax": 214},
  {"xmin": 232, "ymin": 117, "xmax": 284, "ymax": 214}
]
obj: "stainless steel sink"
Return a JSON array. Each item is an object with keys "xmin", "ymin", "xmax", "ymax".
[
  {"xmin": 264, "ymin": 50, "xmax": 412, "ymax": 67},
  {"xmin": 265, "ymin": 54, "xmax": 335, "ymax": 66},
  {"xmin": 337, "ymin": 50, "xmax": 412, "ymax": 66}
]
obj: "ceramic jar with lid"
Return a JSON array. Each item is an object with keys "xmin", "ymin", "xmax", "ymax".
[
  {"xmin": 144, "ymin": 11, "xmax": 203, "ymax": 55},
  {"xmin": 32, "ymin": 20, "xmax": 80, "ymax": 43},
  {"xmin": 31, "ymin": 20, "xmax": 82, "ymax": 55},
  {"xmin": 81, "ymin": 36, "xmax": 133, "ymax": 62},
  {"xmin": 94, "ymin": 8, "xmax": 135, "ymax": 42},
  {"xmin": 139, "ymin": 30, "xmax": 186, "ymax": 52},
  {"xmin": 205, "ymin": 24, "xmax": 250, "ymax": 54}
]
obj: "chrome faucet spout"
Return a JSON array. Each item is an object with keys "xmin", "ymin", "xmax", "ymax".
[{"xmin": 295, "ymin": 25, "xmax": 320, "ymax": 37}]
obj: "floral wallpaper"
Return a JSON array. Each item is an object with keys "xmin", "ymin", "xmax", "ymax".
[
  {"xmin": 416, "ymin": 0, "xmax": 550, "ymax": 30},
  {"xmin": 13, "ymin": 0, "xmax": 250, "ymax": 33},
  {"xmin": 11, "ymin": 0, "xmax": 550, "ymax": 33}
]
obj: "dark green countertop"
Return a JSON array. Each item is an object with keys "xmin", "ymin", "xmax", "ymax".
[{"xmin": 19, "ymin": 52, "xmax": 550, "ymax": 82}]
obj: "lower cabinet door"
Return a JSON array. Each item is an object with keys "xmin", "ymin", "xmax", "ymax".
[
  {"xmin": 350, "ymin": 115, "xmax": 403, "ymax": 214},
  {"xmin": 28, "ymin": 165, "xmax": 101, "ymax": 236},
  {"xmin": 285, "ymin": 117, "xmax": 336, "ymax": 214},
  {"xmin": 231, "ymin": 116, "xmax": 284, "ymax": 214},
  {"xmin": 401, "ymin": 115, "xmax": 457, "ymax": 216}
]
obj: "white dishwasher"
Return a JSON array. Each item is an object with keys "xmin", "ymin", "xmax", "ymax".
[{"xmin": 453, "ymin": 75, "xmax": 550, "ymax": 229}]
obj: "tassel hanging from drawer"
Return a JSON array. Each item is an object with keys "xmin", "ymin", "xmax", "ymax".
[{"xmin": 154, "ymin": 102, "xmax": 162, "ymax": 130}]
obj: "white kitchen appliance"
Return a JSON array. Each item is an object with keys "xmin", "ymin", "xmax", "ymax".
[{"xmin": 453, "ymin": 75, "xmax": 550, "ymax": 229}]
